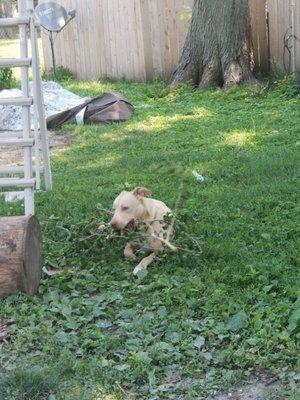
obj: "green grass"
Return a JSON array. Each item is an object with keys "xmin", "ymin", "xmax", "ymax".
[
  {"xmin": 0, "ymin": 76, "xmax": 299, "ymax": 399},
  {"xmin": 0, "ymin": 38, "xmax": 21, "ymax": 58},
  {"xmin": 0, "ymin": 37, "xmax": 44, "ymax": 80}
]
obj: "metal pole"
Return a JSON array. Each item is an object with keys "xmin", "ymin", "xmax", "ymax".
[{"xmin": 49, "ymin": 31, "xmax": 56, "ymax": 77}]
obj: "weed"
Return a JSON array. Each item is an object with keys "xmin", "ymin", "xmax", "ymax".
[
  {"xmin": 0, "ymin": 67, "xmax": 15, "ymax": 90},
  {"xmin": 43, "ymin": 66, "xmax": 74, "ymax": 82}
]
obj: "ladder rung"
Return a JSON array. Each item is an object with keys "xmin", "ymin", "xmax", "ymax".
[
  {"xmin": 0, "ymin": 132, "xmax": 22, "ymax": 138},
  {"xmin": 0, "ymin": 17, "xmax": 29, "ymax": 27},
  {"xmin": 0, "ymin": 138, "xmax": 34, "ymax": 147},
  {"xmin": 0, "ymin": 97, "xmax": 33, "ymax": 106},
  {"xmin": 0, "ymin": 58, "xmax": 32, "ymax": 68},
  {"xmin": 0, "ymin": 131, "xmax": 35, "ymax": 138},
  {"xmin": 0, "ymin": 178, "xmax": 35, "ymax": 188},
  {"xmin": 0, "ymin": 165, "xmax": 43, "ymax": 175}
]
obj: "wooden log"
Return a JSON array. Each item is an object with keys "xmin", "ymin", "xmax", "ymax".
[{"xmin": 0, "ymin": 215, "xmax": 43, "ymax": 298}]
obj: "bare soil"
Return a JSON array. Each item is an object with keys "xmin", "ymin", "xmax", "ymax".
[
  {"xmin": 214, "ymin": 376, "xmax": 283, "ymax": 400},
  {"xmin": 0, "ymin": 130, "xmax": 74, "ymax": 167},
  {"xmin": 152, "ymin": 372, "xmax": 284, "ymax": 400}
]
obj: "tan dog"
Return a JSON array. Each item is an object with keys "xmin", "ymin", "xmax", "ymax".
[{"xmin": 110, "ymin": 187, "xmax": 176, "ymax": 275}]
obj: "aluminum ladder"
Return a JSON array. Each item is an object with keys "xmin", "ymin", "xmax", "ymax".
[{"xmin": 0, "ymin": 0, "xmax": 52, "ymax": 215}]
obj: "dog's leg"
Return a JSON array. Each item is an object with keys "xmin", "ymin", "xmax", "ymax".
[
  {"xmin": 133, "ymin": 253, "xmax": 156, "ymax": 275},
  {"xmin": 124, "ymin": 242, "xmax": 136, "ymax": 259}
]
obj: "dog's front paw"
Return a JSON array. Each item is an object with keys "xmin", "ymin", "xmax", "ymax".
[
  {"xmin": 124, "ymin": 251, "xmax": 136, "ymax": 260},
  {"xmin": 133, "ymin": 265, "xmax": 142, "ymax": 276},
  {"xmin": 133, "ymin": 253, "xmax": 156, "ymax": 276}
]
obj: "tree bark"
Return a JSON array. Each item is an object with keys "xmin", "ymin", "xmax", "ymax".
[
  {"xmin": 0, "ymin": 0, "xmax": 13, "ymax": 17},
  {"xmin": 0, "ymin": 215, "xmax": 43, "ymax": 298},
  {"xmin": 0, "ymin": 0, "xmax": 15, "ymax": 39},
  {"xmin": 170, "ymin": 0, "xmax": 255, "ymax": 89}
]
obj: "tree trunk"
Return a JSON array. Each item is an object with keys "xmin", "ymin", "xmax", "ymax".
[
  {"xmin": 0, "ymin": 0, "xmax": 14, "ymax": 39},
  {"xmin": 0, "ymin": 0, "xmax": 13, "ymax": 17},
  {"xmin": 170, "ymin": 0, "xmax": 255, "ymax": 89},
  {"xmin": 0, "ymin": 216, "xmax": 43, "ymax": 298}
]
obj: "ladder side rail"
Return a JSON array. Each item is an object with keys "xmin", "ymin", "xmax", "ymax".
[
  {"xmin": 29, "ymin": 11, "xmax": 52, "ymax": 190},
  {"xmin": 26, "ymin": 0, "xmax": 41, "ymax": 189},
  {"xmin": 19, "ymin": 0, "xmax": 34, "ymax": 215},
  {"xmin": 33, "ymin": 103, "xmax": 41, "ymax": 189}
]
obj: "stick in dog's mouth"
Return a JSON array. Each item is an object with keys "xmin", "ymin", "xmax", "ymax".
[{"xmin": 125, "ymin": 219, "xmax": 136, "ymax": 230}]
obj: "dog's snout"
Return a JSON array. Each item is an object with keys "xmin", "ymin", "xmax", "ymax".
[{"xmin": 110, "ymin": 220, "xmax": 119, "ymax": 229}]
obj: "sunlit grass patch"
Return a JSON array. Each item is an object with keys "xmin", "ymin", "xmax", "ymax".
[
  {"xmin": 127, "ymin": 108, "xmax": 212, "ymax": 133},
  {"xmin": 0, "ymin": 37, "xmax": 44, "ymax": 81},
  {"xmin": 76, "ymin": 154, "xmax": 122, "ymax": 170},
  {"xmin": 224, "ymin": 130, "xmax": 257, "ymax": 147}
]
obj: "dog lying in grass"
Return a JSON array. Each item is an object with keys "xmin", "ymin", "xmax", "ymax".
[{"xmin": 109, "ymin": 187, "xmax": 177, "ymax": 275}]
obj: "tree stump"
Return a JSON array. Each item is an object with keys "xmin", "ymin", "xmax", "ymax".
[{"xmin": 0, "ymin": 215, "xmax": 43, "ymax": 298}]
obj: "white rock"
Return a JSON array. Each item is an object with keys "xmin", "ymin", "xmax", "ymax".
[
  {"xmin": 0, "ymin": 81, "xmax": 88, "ymax": 131},
  {"xmin": 1, "ymin": 191, "xmax": 25, "ymax": 202}
]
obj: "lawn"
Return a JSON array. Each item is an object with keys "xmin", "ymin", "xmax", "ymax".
[
  {"xmin": 0, "ymin": 74, "xmax": 299, "ymax": 399},
  {"xmin": 0, "ymin": 37, "xmax": 44, "ymax": 80}
]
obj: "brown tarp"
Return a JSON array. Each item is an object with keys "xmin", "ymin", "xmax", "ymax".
[{"xmin": 46, "ymin": 92, "xmax": 134, "ymax": 129}]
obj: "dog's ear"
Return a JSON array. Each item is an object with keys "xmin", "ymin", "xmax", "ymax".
[{"xmin": 133, "ymin": 187, "xmax": 152, "ymax": 198}]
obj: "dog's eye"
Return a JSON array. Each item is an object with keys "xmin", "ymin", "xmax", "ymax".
[{"xmin": 121, "ymin": 206, "xmax": 129, "ymax": 211}]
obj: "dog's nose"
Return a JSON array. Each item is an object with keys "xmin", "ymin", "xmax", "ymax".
[{"xmin": 110, "ymin": 220, "xmax": 118, "ymax": 229}]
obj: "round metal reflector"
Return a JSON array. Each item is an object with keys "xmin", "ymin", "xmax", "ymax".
[{"xmin": 35, "ymin": 2, "xmax": 68, "ymax": 32}]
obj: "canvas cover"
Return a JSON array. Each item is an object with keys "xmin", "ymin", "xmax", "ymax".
[{"xmin": 46, "ymin": 92, "xmax": 134, "ymax": 129}]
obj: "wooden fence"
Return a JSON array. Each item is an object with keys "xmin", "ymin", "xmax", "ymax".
[
  {"xmin": 268, "ymin": 0, "xmax": 300, "ymax": 77},
  {"xmin": 41, "ymin": 0, "xmax": 192, "ymax": 81},
  {"xmin": 40, "ymin": 0, "xmax": 300, "ymax": 81}
]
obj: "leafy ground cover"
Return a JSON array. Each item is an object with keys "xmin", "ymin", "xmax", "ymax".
[{"xmin": 0, "ymin": 66, "xmax": 299, "ymax": 398}]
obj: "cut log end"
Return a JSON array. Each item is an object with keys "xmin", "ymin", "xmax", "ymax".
[{"xmin": 0, "ymin": 215, "xmax": 43, "ymax": 298}]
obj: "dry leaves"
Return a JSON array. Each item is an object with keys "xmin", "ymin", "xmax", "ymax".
[
  {"xmin": 42, "ymin": 267, "xmax": 74, "ymax": 276},
  {"xmin": 0, "ymin": 318, "xmax": 15, "ymax": 341}
]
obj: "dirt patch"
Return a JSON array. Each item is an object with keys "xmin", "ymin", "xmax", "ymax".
[
  {"xmin": 0, "ymin": 130, "xmax": 74, "ymax": 167},
  {"xmin": 214, "ymin": 376, "xmax": 283, "ymax": 400},
  {"xmin": 0, "ymin": 318, "xmax": 15, "ymax": 341},
  {"xmin": 138, "ymin": 373, "xmax": 284, "ymax": 400}
]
